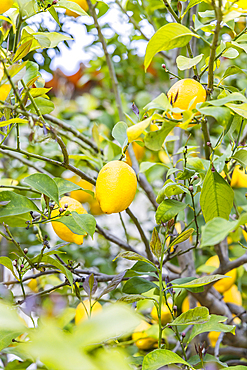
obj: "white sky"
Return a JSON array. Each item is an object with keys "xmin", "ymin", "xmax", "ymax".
[{"xmin": 28, "ymin": 4, "xmax": 155, "ymax": 80}]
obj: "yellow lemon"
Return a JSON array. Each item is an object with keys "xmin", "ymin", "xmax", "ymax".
[
  {"xmin": 75, "ymin": 300, "xmax": 102, "ymax": 325},
  {"xmin": 27, "ymin": 278, "xmax": 39, "ymax": 293},
  {"xmin": 125, "ymin": 141, "xmax": 145, "ymax": 166},
  {"xmin": 89, "ymin": 198, "xmax": 103, "ymax": 216},
  {"xmin": 66, "ymin": 175, "xmax": 93, "ymax": 203},
  {"xmin": 96, "ymin": 160, "xmax": 137, "ymax": 214},
  {"xmin": 182, "ymin": 296, "xmax": 201, "ymax": 313},
  {"xmin": 208, "ymin": 331, "xmax": 220, "ymax": 347},
  {"xmin": 205, "ymin": 255, "xmax": 237, "ymax": 293},
  {"xmin": 151, "ymin": 304, "xmax": 172, "ymax": 326},
  {"xmin": 167, "ymin": 78, "xmax": 206, "ymax": 119},
  {"xmin": 51, "ymin": 196, "xmax": 87, "ymax": 245},
  {"xmin": 231, "ymin": 165, "xmax": 247, "ymax": 188},
  {"xmin": 0, "ymin": 0, "xmax": 13, "ymax": 13},
  {"xmin": 65, "ymin": 0, "xmax": 88, "ymax": 17},
  {"xmin": 132, "ymin": 320, "xmax": 157, "ymax": 350},
  {"xmin": 0, "ymin": 84, "xmax": 11, "ymax": 101},
  {"xmin": 223, "ymin": 284, "xmax": 242, "ymax": 306}
]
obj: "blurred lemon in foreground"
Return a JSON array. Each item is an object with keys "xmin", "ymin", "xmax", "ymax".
[
  {"xmin": 151, "ymin": 304, "xmax": 172, "ymax": 326},
  {"xmin": 231, "ymin": 165, "xmax": 247, "ymax": 188},
  {"xmin": 167, "ymin": 78, "xmax": 206, "ymax": 119},
  {"xmin": 65, "ymin": 0, "xmax": 88, "ymax": 17},
  {"xmin": 67, "ymin": 175, "xmax": 93, "ymax": 203},
  {"xmin": 96, "ymin": 160, "xmax": 137, "ymax": 214},
  {"xmin": 51, "ymin": 196, "xmax": 87, "ymax": 245},
  {"xmin": 0, "ymin": 0, "xmax": 13, "ymax": 13},
  {"xmin": 75, "ymin": 300, "xmax": 102, "ymax": 325},
  {"xmin": 205, "ymin": 255, "xmax": 237, "ymax": 293},
  {"xmin": 132, "ymin": 320, "xmax": 157, "ymax": 350}
]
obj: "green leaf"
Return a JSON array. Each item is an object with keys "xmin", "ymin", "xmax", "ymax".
[
  {"xmin": 123, "ymin": 277, "xmax": 158, "ymax": 294},
  {"xmin": 28, "ymin": 97, "xmax": 54, "ymax": 115},
  {"xmin": 0, "ymin": 191, "xmax": 39, "ymax": 218},
  {"xmin": 188, "ymin": 353, "xmax": 228, "ymax": 368},
  {"xmin": 144, "ymin": 121, "xmax": 177, "ymax": 151},
  {"xmin": 169, "ymin": 228, "xmax": 194, "ymax": 248},
  {"xmin": 226, "ymin": 103, "xmax": 247, "ymax": 119},
  {"xmin": 222, "ymin": 65, "xmax": 247, "ymax": 80},
  {"xmin": 200, "ymin": 169, "xmax": 234, "ymax": 223},
  {"xmin": 118, "ymin": 294, "xmax": 149, "ymax": 303},
  {"xmin": 232, "ymin": 149, "xmax": 247, "ymax": 169},
  {"xmin": 53, "ymin": 178, "xmax": 93, "ymax": 197},
  {"xmin": 31, "ymin": 255, "xmax": 73, "ymax": 287},
  {"xmin": 48, "ymin": 7, "xmax": 61, "ymax": 26},
  {"xmin": 4, "ymin": 360, "xmax": 33, "ymax": 370},
  {"xmin": 201, "ymin": 217, "xmax": 239, "ymax": 247},
  {"xmin": 24, "ymin": 174, "xmax": 59, "ymax": 205},
  {"xmin": 0, "ymin": 257, "xmax": 18, "ymax": 280},
  {"xmin": 113, "ymin": 251, "xmax": 156, "ymax": 268},
  {"xmin": 198, "ymin": 106, "xmax": 232, "ymax": 127},
  {"xmin": 56, "ymin": 0, "xmax": 88, "ymax": 16},
  {"xmin": 139, "ymin": 162, "xmax": 168, "ymax": 173},
  {"xmin": 55, "ymin": 212, "xmax": 96, "ymax": 238},
  {"xmin": 182, "ymin": 0, "xmax": 204, "ymax": 16},
  {"xmin": 150, "ymin": 228, "xmax": 162, "ymax": 258},
  {"xmin": 112, "ymin": 121, "xmax": 128, "ymax": 148},
  {"xmin": 0, "ymin": 330, "xmax": 27, "ymax": 352},
  {"xmin": 155, "ymin": 199, "xmax": 187, "ymax": 224},
  {"xmin": 142, "ymin": 349, "xmax": 192, "ymax": 370},
  {"xmin": 188, "ymin": 314, "xmax": 235, "ymax": 343},
  {"xmin": 0, "ymin": 118, "xmax": 29, "ymax": 128},
  {"xmin": 171, "ymin": 275, "xmax": 227, "ymax": 290},
  {"xmin": 170, "ymin": 307, "xmax": 210, "ymax": 326},
  {"xmin": 144, "ymin": 23, "xmax": 198, "ymax": 71},
  {"xmin": 144, "ymin": 93, "xmax": 171, "ymax": 112},
  {"xmin": 176, "ymin": 54, "xmax": 203, "ymax": 71},
  {"xmin": 2, "ymin": 212, "xmax": 32, "ymax": 228},
  {"xmin": 12, "ymin": 39, "xmax": 33, "ymax": 62},
  {"xmin": 208, "ymin": 92, "xmax": 247, "ymax": 106}
]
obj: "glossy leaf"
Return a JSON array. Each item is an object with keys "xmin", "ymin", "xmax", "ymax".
[
  {"xmin": 232, "ymin": 149, "xmax": 247, "ymax": 168},
  {"xmin": 170, "ymin": 307, "xmax": 210, "ymax": 326},
  {"xmin": 201, "ymin": 217, "xmax": 239, "ymax": 247},
  {"xmin": 142, "ymin": 349, "xmax": 192, "ymax": 370},
  {"xmin": 171, "ymin": 275, "xmax": 227, "ymax": 290},
  {"xmin": 0, "ymin": 257, "xmax": 18, "ymax": 280},
  {"xmin": 28, "ymin": 97, "xmax": 54, "ymax": 115},
  {"xmin": 144, "ymin": 23, "xmax": 198, "ymax": 71},
  {"xmin": 24, "ymin": 174, "xmax": 59, "ymax": 205},
  {"xmin": 0, "ymin": 118, "xmax": 29, "ymax": 127},
  {"xmin": 169, "ymin": 228, "xmax": 194, "ymax": 248},
  {"xmin": 0, "ymin": 191, "xmax": 39, "ymax": 218},
  {"xmin": 55, "ymin": 212, "xmax": 96, "ymax": 238},
  {"xmin": 112, "ymin": 121, "xmax": 128, "ymax": 148},
  {"xmin": 176, "ymin": 54, "xmax": 203, "ymax": 71},
  {"xmin": 155, "ymin": 199, "xmax": 188, "ymax": 224},
  {"xmin": 144, "ymin": 121, "xmax": 177, "ymax": 151},
  {"xmin": 188, "ymin": 314, "xmax": 235, "ymax": 343},
  {"xmin": 200, "ymin": 169, "xmax": 234, "ymax": 223},
  {"xmin": 12, "ymin": 39, "xmax": 33, "ymax": 62},
  {"xmin": 113, "ymin": 251, "xmax": 156, "ymax": 268},
  {"xmin": 150, "ymin": 228, "xmax": 162, "ymax": 258},
  {"xmin": 123, "ymin": 277, "xmax": 158, "ymax": 294}
]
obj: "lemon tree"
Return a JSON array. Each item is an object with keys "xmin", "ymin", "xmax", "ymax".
[{"xmin": 0, "ymin": 0, "xmax": 247, "ymax": 369}]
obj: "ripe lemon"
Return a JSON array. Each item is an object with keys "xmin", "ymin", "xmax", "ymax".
[
  {"xmin": 208, "ymin": 331, "xmax": 220, "ymax": 347},
  {"xmin": 182, "ymin": 296, "xmax": 201, "ymax": 313},
  {"xmin": 65, "ymin": 0, "xmax": 88, "ymax": 17},
  {"xmin": 167, "ymin": 78, "xmax": 206, "ymax": 119},
  {"xmin": 151, "ymin": 304, "xmax": 172, "ymax": 326},
  {"xmin": 89, "ymin": 198, "xmax": 103, "ymax": 216},
  {"xmin": 51, "ymin": 196, "xmax": 87, "ymax": 245},
  {"xmin": 231, "ymin": 165, "xmax": 247, "ymax": 188},
  {"xmin": 75, "ymin": 299, "xmax": 102, "ymax": 325},
  {"xmin": 132, "ymin": 320, "xmax": 157, "ymax": 350},
  {"xmin": 66, "ymin": 175, "xmax": 93, "ymax": 203},
  {"xmin": 223, "ymin": 284, "xmax": 242, "ymax": 306},
  {"xmin": 125, "ymin": 141, "xmax": 145, "ymax": 166},
  {"xmin": 0, "ymin": 0, "xmax": 13, "ymax": 13},
  {"xmin": 205, "ymin": 255, "xmax": 237, "ymax": 293},
  {"xmin": 95, "ymin": 160, "xmax": 137, "ymax": 214}
]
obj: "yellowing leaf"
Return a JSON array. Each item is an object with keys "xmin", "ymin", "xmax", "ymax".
[
  {"xmin": 127, "ymin": 116, "xmax": 153, "ymax": 142},
  {"xmin": 0, "ymin": 64, "xmax": 4, "ymax": 81},
  {"xmin": 0, "ymin": 84, "xmax": 11, "ymax": 101}
]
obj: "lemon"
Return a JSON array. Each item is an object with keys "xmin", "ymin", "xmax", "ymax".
[
  {"xmin": 167, "ymin": 78, "xmax": 206, "ymax": 119},
  {"xmin": 208, "ymin": 331, "xmax": 220, "ymax": 347},
  {"xmin": 182, "ymin": 296, "xmax": 200, "ymax": 313},
  {"xmin": 0, "ymin": 0, "xmax": 13, "ymax": 13},
  {"xmin": 132, "ymin": 320, "xmax": 157, "ymax": 350},
  {"xmin": 231, "ymin": 165, "xmax": 247, "ymax": 188},
  {"xmin": 51, "ymin": 196, "xmax": 87, "ymax": 245},
  {"xmin": 66, "ymin": 175, "xmax": 93, "ymax": 203},
  {"xmin": 75, "ymin": 300, "xmax": 102, "ymax": 325},
  {"xmin": 65, "ymin": 0, "xmax": 88, "ymax": 17},
  {"xmin": 151, "ymin": 304, "xmax": 172, "ymax": 326},
  {"xmin": 205, "ymin": 255, "xmax": 237, "ymax": 293},
  {"xmin": 96, "ymin": 160, "xmax": 137, "ymax": 214},
  {"xmin": 125, "ymin": 141, "xmax": 145, "ymax": 166},
  {"xmin": 223, "ymin": 284, "xmax": 242, "ymax": 306},
  {"xmin": 89, "ymin": 198, "xmax": 103, "ymax": 216}
]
